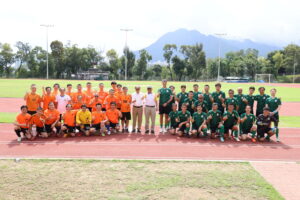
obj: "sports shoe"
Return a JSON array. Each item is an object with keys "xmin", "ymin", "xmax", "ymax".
[
  {"xmin": 159, "ymin": 128, "xmax": 163, "ymax": 133},
  {"xmin": 107, "ymin": 130, "xmax": 111, "ymax": 135},
  {"xmin": 151, "ymin": 130, "xmax": 155, "ymax": 134},
  {"xmin": 122, "ymin": 128, "xmax": 125, "ymax": 133},
  {"xmin": 137, "ymin": 129, "xmax": 141, "ymax": 134},
  {"xmin": 145, "ymin": 130, "xmax": 150, "ymax": 134},
  {"xmin": 276, "ymin": 137, "xmax": 280, "ymax": 142},
  {"xmin": 125, "ymin": 128, "xmax": 129, "ymax": 133},
  {"xmin": 101, "ymin": 133, "xmax": 105, "ymax": 137},
  {"xmin": 234, "ymin": 137, "xmax": 240, "ymax": 142},
  {"xmin": 220, "ymin": 137, "xmax": 224, "ymax": 142},
  {"xmin": 17, "ymin": 137, "xmax": 22, "ymax": 143},
  {"xmin": 63, "ymin": 134, "xmax": 68, "ymax": 138},
  {"xmin": 251, "ymin": 138, "xmax": 256, "ymax": 143},
  {"xmin": 131, "ymin": 129, "xmax": 136, "ymax": 133}
]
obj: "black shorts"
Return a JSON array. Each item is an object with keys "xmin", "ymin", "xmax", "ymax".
[
  {"xmin": 241, "ymin": 128, "xmax": 251, "ymax": 134},
  {"xmin": 121, "ymin": 112, "xmax": 131, "ymax": 121},
  {"xmin": 45, "ymin": 124, "xmax": 52, "ymax": 133},
  {"xmin": 82, "ymin": 124, "xmax": 91, "ymax": 131},
  {"xmin": 170, "ymin": 123, "xmax": 178, "ymax": 129},
  {"xmin": 178, "ymin": 124, "xmax": 187, "ymax": 132},
  {"xmin": 88, "ymin": 107, "xmax": 92, "ymax": 112},
  {"xmin": 27, "ymin": 111, "xmax": 36, "ymax": 115},
  {"xmin": 36, "ymin": 126, "xmax": 45, "ymax": 134},
  {"xmin": 102, "ymin": 108, "xmax": 106, "ymax": 112},
  {"xmin": 109, "ymin": 122, "xmax": 119, "ymax": 129},
  {"xmin": 159, "ymin": 104, "xmax": 171, "ymax": 115},
  {"xmin": 63, "ymin": 125, "xmax": 75, "ymax": 133},
  {"xmin": 210, "ymin": 125, "xmax": 218, "ymax": 133},
  {"xmin": 92, "ymin": 123, "xmax": 101, "ymax": 130},
  {"xmin": 224, "ymin": 124, "xmax": 235, "ymax": 134},
  {"xmin": 18, "ymin": 128, "xmax": 29, "ymax": 134},
  {"xmin": 257, "ymin": 126, "xmax": 272, "ymax": 138}
]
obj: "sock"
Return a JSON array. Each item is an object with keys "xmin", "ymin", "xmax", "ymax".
[
  {"xmin": 265, "ymin": 135, "xmax": 270, "ymax": 140},
  {"xmin": 56, "ymin": 126, "xmax": 61, "ymax": 134},
  {"xmin": 185, "ymin": 127, "xmax": 190, "ymax": 133},
  {"xmin": 275, "ymin": 127, "xmax": 279, "ymax": 139},
  {"xmin": 165, "ymin": 124, "xmax": 168, "ymax": 129},
  {"xmin": 233, "ymin": 130, "xmax": 239, "ymax": 138},
  {"xmin": 160, "ymin": 124, "xmax": 163, "ymax": 128},
  {"xmin": 219, "ymin": 125, "xmax": 224, "ymax": 138},
  {"xmin": 203, "ymin": 128, "xmax": 208, "ymax": 136},
  {"xmin": 14, "ymin": 129, "xmax": 21, "ymax": 137},
  {"xmin": 251, "ymin": 130, "xmax": 256, "ymax": 138},
  {"xmin": 105, "ymin": 125, "xmax": 110, "ymax": 131}
]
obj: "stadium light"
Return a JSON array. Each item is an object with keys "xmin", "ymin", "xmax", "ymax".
[
  {"xmin": 215, "ymin": 33, "xmax": 227, "ymax": 82},
  {"xmin": 40, "ymin": 24, "xmax": 54, "ymax": 79},
  {"xmin": 120, "ymin": 28, "xmax": 133, "ymax": 81}
]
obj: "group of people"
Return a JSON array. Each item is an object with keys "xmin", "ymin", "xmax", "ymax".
[{"xmin": 13, "ymin": 80, "xmax": 281, "ymax": 143}]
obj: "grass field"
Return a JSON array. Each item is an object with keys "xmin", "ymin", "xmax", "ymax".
[
  {"xmin": 0, "ymin": 159, "xmax": 283, "ymax": 200},
  {"xmin": 1, "ymin": 79, "xmax": 300, "ymax": 101}
]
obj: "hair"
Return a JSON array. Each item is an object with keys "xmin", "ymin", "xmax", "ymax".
[
  {"xmin": 31, "ymin": 84, "xmax": 36, "ymax": 88},
  {"xmin": 270, "ymin": 88, "xmax": 277, "ymax": 92},
  {"xmin": 66, "ymin": 103, "xmax": 72, "ymax": 108},
  {"xmin": 53, "ymin": 83, "xmax": 60, "ymax": 88},
  {"xmin": 193, "ymin": 84, "xmax": 199, "ymax": 87},
  {"xmin": 59, "ymin": 87, "xmax": 65, "ymax": 91},
  {"xmin": 123, "ymin": 86, "xmax": 128, "ymax": 90},
  {"xmin": 99, "ymin": 83, "xmax": 104, "ymax": 86},
  {"xmin": 181, "ymin": 104, "xmax": 187, "ymax": 108},
  {"xmin": 263, "ymin": 107, "xmax": 270, "ymax": 111},
  {"xmin": 204, "ymin": 84, "xmax": 210, "ymax": 87},
  {"xmin": 228, "ymin": 89, "xmax": 234, "ymax": 93},
  {"xmin": 212, "ymin": 103, "xmax": 218, "ymax": 106},
  {"xmin": 109, "ymin": 89, "xmax": 114, "ymax": 93},
  {"xmin": 20, "ymin": 105, "xmax": 28, "ymax": 110},
  {"xmin": 172, "ymin": 103, "xmax": 177, "ymax": 107},
  {"xmin": 37, "ymin": 107, "xmax": 43, "ymax": 111},
  {"xmin": 228, "ymin": 103, "xmax": 234, "ymax": 106},
  {"xmin": 67, "ymin": 84, "xmax": 72, "ymax": 87},
  {"xmin": 215, "ymin": 83, "xmax": 221, "ymax": 87},
  {"xmin": 45, "ymin": 86, "xmax": 51, "ymax": 91},
  {"xmin": 188, "ymin": 91, "xmax": 194, "ymax": 94},
  {"xmin": 77, "ymin": 84, "xmax": 82, "ymax": 87},
  {"xmin": 96, "ymin": 103, "xmax": 102, "ymax": 106},
  {"xmin": 117, "ymin": 84, "xmax": 122, "ymax": 87},
  {"xmin": 111, "ymin": 81, "xmax": 117, "ymax": 85},
  {"xmin": 181, "ymin": 85, "xmax": 186, "ymax": 88},
  {"xmin": 48, "ymin": 102, "xmax": 55, "ymax": 106},
  {"xmin": 81, "ymin": 104, "xmax": 87, "ymax": 108},
  {"xmin": 86, "ymin": 82, "xmax": 91, "ymax": 85},
  {"xmin": 246, "ymin": 105, "xmax": 252, "ymax": 109},
  {"xmin": 196, "ymin": 104, "xmax": 202, "ymax": 108},
  {"xmin": 258, "ymin": 87, "xmax": 265, "ymax": 91},
  {"xmin": 249, "ymin": 86, "xmax": 255, "ymax": 90},
  {"xmin": 169, "ymin": 85, "xmax": 175, "ymax": 89},
  {"xmin": 110, "ymin": 102, "xmax": 116, "ymax": 106}
]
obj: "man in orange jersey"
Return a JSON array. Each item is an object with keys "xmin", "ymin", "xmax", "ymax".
[
  {"xmin": 73, "ymin": 84, "xmax": 86, "ymax": 103},
  {"xmin": 41, "ymin": 87, "xmax": 56, "ymax": 110},
  {"xmin": 52, "ymin": 83, "xmax": 60, "ymax": 96},
  {"xmin": 66, "ymin": 84, "xmax": 75, "ymax": 102},
  {"xmin": 72, "ymin": 95, "xmax": 84, "ymax": 110},
  {"xmin": 62, "ymin": 104, "xmax": 77, "ymax": 137},
  {"xmin": 13, "ymin": 105, "xmax": 32, "ymax": 142},
  {"xmin": 115, "ymin": 84, "xmax": 123, "ymax": 110},
  {"xmin": 103, "ymin": 89, "xmax": 120, "ymax": 110},
  {"xmin": 90, "ymin": 103, "xmax": 108, "ymax": 136},
  {"xmin": 84, "ymin": 82, "xmax": 95, "ymax": 111},
  {"xmin": 89, "ymin": 94, "xmax": 102, "ymax": 112},
  {"xmin": 98, "ymin": 83, "xmax": 108, "ymax": 111},
  {"xmin": 111, "ymin": 81, "xmax": 117, "ymax": 90},
  {"xmin": 106, "ymin": 102, "xmax": 122, "ymax": 134},
  {"xmin": 44, "ymin": 102, "xmax": 61, "ymax": 136},
  {"xmin": 29, "ymin": 107, "xmax": 47, "ymax": 139},
  {"xmin": 24, "ymin": 84, "xmax": 42, "ymax": 115},
  {"xmin": 120, "ymin": 86, "xmax": 132, "ymax": 133}
]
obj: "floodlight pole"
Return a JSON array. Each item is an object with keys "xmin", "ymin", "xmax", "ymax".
[
  {"xmin": 215, "ymin": 33, "xmax": 227, "ymax": 82},
  {"xmin": 293, "ymin": 51, "xmax": 297, "ymax": 83},
  {"xmin": 120, "ymin": 29, "xmax": 133, "ymax": 80},
  {"xmin": 40, "ymin": 24, "xmax": 54, "ymax": 79}
]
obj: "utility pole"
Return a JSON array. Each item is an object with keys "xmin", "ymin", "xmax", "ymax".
[
  {"xmin": 120, "ymin": 28, "xmax": 133, "ymax": 80},
  {"xmin": 40, "ymin": 24, "xmax": 54, "ymax": 79},
  {"xmin": 215, "ymin": 33, "xmax": 227, "ymax": 82}
]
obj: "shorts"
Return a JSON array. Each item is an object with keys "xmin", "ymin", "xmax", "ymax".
[
  {"xmin": 102, "ymin": 108, "xmax": 106, "ymax": 112},
  {"xmin": 36, "ymin": 126, "xmax": 45, "ymax": 134},
  {"xmin": 109, "ymin": 122, "xmax": 119, "ymax": 129},
  {"xmin": 240, "ymin": 128, "xmax": 251, "ymax": 134},
  {"xmin": 63, "ymin": 124, "xmax": 75, "ymax": 133},
  {"xmin": 210, "ymin": 125, "xmax": 218, "ymax": 133},
  {"xmin": 170, "ymin": 123, "xmax": 178, "ymax": 129},
  {"xmin": 192, "ymin": 124, "xmax": 200, "ymax": 130},
  {"xmin": 45, "ymin": 124, "xmax": 52, "ymax": 133},
  {"xmin": 121, "ymin": 112, "xmax": 131, "ymax": 121},
  {"xmin": 257, "ymin": 126, "xmax": 272, "ymax": 138},
  {"xmin": 178, "ymin": 124, "xmax": 187, "ymax": 132},
  {"xmin": 82, "ymin": 124, "xmax": 91, "ymax": 131},
  {"xmin": 27, "ymin": 111, "xmax": 36, "ymax": 115},
  {"xmin": 19, "ymin": 128, "xmax": 29, "ymax": 134},
  {"xmin": 87, "ymin": 107, "xmax": 92, "ymax": 112},
  {"xmin": 92, "ymin": 123, "xmax": 101, "ymax": 130},
  {"xmin": 224, "ymin": 124, "xmax": 235, "ymax": 134},
  {"xmin": 159, "ymin": 104, "xmax": 171, "ymax": 115}
]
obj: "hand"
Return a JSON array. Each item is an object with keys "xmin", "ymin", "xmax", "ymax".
[
  {"xmin": 223, "ymin": 116, "xmax": 228, "ymax": 120},
  {"xmin": 208, "ymin": 115, "xmax": 212, "ymax": 120},
  {"xmin": 218, "ymin": 95, "xmax": 222, "ymax": 99},
  {"xmin": 178, "ymin": 123, "xmax": 182, "ymax": 128},
  {"xmin": 270, "ymin": 112, "xmax": 274, "ymax": 116},
  {"xmin": 163, "ymin": 103, "xmax": 167, "ymax": 107}
]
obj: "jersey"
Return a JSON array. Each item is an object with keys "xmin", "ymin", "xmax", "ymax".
[
  {"xmin": 63, "ymin": 110, "xmax": 77, "ymax": 126},
  {"xmin": 225, "ymin": 97, "xmax": 238, "ymax": 110},
  {"xmin": 25, "ymin": 93, "xmax": 42, "ymax": 111},
  {"xmin": 193, "ymin": 91, "xmax": 202, "ymax": 100},
  {"xmin": 266, "ymin": 97, "xmax": 281, "ymax": 116},
  {"xmin": 244, "ymin": 94, "xmax": 255, "ymax": 109},
  {"xmin": 92, "ymin": 111, "xmax": 107, "ymax": 124},
  {"xmin": 158, "ymin": 88, "xmax": 172, "ymax": 105},
  {"xmin": 192, "ymin": 112, "xmax": 207, "ymax": 127},
  {"xmin": 234, "ymin": 94, "xmax": 247, "ymax": 114},
  {"xmin": 106, "ymin": 109, "xmax": 121, "ymax": 123},
  {"xmin": 42, "ymin": 94, "xmax": 56, "ymax": 110},
  {"xmin": 16, "ymin": 113, "xmax": 31, "ymax": 128},
  {"xmin": 183, "ymin": 98, "xmax": 196, "ymax": 113},
  {"xmin": 76, "ymin": 110, "xmax": 92, "ymax": 124},
  {"xmin": 98, "ymin": 91, "xmax": 108, "ymax": 104},
  {"xmin": 168, "ymin": 111, "xmax": 179, "ymax": 127},
  {"xmin": 177, "ymin": 110, "xmax": 191, "ymax": 123},
  {"xmin": 207, "ymin": 110, "xmax": 222, "ymax": 127},
  {"xmin": 256, "ymin": 114, "xmax": 278, "ymax": 128},
  {"xmin": 44, "ymin": 109, "xmax": 60, "ymax": 125},
  {"xmin": 176, "ymin": 92, "xmax": 188, "ymax": 110},
  {"xmin": 84, "ymin": 89, "xmax": 95, "ymax": 106},
  {"xmin": 203, "ymin": 93, "xmax": 213, "ymax": 111},
  {"xmin": 120, "ymin": 94, "xmax": 132, "ymax": 113},
  {"xmin": 30, "ymin": 113, "xmax": 46, "ymax": 127},
  {"xmin": 255, "ymin": 94, "xmax": 270, "ymax": 114},
  {"xmin": 194, "ymin": 100, "xmax": 209, "ymax": 113},
  {"xmin": 211, "ymin": 91, "xmax": 226, "ymax": 110},
  {"xmin": 223, "ymin": 110, "xmax": 239, "ymax": 128},
  {"xmin": 104, "ymin": 95, "xmax": 120, "ymax": 110},
  {"xmin": 240, "ymin": 113, "xmax": 256, "ymax": 131}
]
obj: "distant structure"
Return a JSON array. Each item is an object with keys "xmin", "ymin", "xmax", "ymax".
[{"xmin": 76, "ymin": 68, "xmax": 109, "ymax": 80}]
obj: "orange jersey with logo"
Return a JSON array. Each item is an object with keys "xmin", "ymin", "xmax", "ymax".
[
  {"xmin": 89, "ymin": 98, "xmax": 103, "ymax": 111},
  {"xmin": 104, "ymin": 95, "xmax": 120, "ymax": 110},
  {"xmin": 30, "ymin": 113, "xmax": 46, "ymax": 127},
  {"xmin": 51, "ymin": 90, "xmax": 59, "ymax": 97},
  {"xmin": 66, "ymin": 91, "xmax": 75, "ymax": 101},
  {"xmin": 63, "ymin": 110, "xmax": 76, "ymax": 126},
  {"xmin": 115, "ymin": 90, "xmax": 123, "ymax": 108},
  {"xmin": 106, "ymin": 109, "xmax": 121, "ymax": 123},
  {"xmin": 42, "ymin": 94, "xmax": 56, "ymax": 110},
  {"xmin": 120, "ymin": 94, "xmax": 132, "ymax": 112},
  {"xmin": 16, "ymin": 113, "xmax": 31, "ymax": 128},
  {"xmin": 44, "ymin": 109, "xmax": 60, "ymax": 125},
  {"xmin": 92, "ymin": 111, "xmax": 107, "ymax": 124},
  {"xmin": 25, "ymin": 93, "xmax": 42, "ymax": 111},
  {"xmin": 98, "ymin": 90, "xmax": 108, "ymax": 103},
  {"xmin": 73, "ymin": 91, "xmax": 86, "ymax": 103},
  {"xmin": 84, "ymin": 89, "xmax": 95, "ymax": 106}
]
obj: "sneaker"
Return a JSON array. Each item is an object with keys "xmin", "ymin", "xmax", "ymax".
[
  {"xmin": 151, "ymin": 130, "xmax": 155, "ymax": 134},
  {"xmin": 145, "ymin": 130, "xmax": 150, "ymax": 134},
  {"xmin": 63, "ymin": 134, "xmax": 68, "ymax": 138},
  {"xmin": 107, "ymin": 131, "xmax": 111, "ymax": 135},
  {"xmin": 131, "ymin": 129, "xmax": 136, "ymax": 133},
  {"xmin": 17, "ymin": 137, "xmax": 22, "ymax": 143},
  {"xmin": 220, "ymin": 137, "xmax": 224, "ymax": 142},
  {"xmin": 251, "ymin": 138, "xmax": 256, "ymax": 143},
  {"xmin": 234, "ymin": 137, "xmax": 240, "ymax": 142},
  {"xmin": 137, "ymin": 129, "xmax": 141, "ymax": 134},
  {"xmin": 159, "ymin": 128, "xmax": 163, "ymax": 133},
  {"xmin": 276, "ymin": 137, "xmax": 280, "ymax": 142},
  {"xmin": 101, "ymin": 133, "xmax": 105, "ymax": 137},
  {"xmin": 265, "ymin": 137, "xmax": 271, "ymax": 142},
  {"xmin": 122, "ymin": 128, "xmax": 125, "ymax": 133},
  {"xmin": 125, "ymin": 128, "xmax": 129, "ymax": 133}
]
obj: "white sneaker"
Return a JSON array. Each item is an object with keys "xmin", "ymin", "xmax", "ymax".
[
  {"xmin": 107, "ymin": 131, "xmax": 111, "ymax": 135},
  {"xmin": 162, "ymin": 128, "xmax": 166, "ymax": 134},
  {"xmin": 75, "ymin": 129, "xmax": 79, "ymax": 133},
  {"xmin": 234, "ymin": 137, "xmax": 240, "ymax": 142},
  {"xmin": 17, "ymin": 137, "xmax": 22, "ymax": 143},
  {"xmin": 159, "ymin": 128, "xmax": 163, "ymax": 133},
  {"xmin": 276, "ymin": 137, "xmax": 280, "ymax": 142}
]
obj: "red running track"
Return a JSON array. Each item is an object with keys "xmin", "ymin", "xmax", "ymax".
[{"xmin": 0, "ymin": 124, "xmax": 300, "ymax": 161}]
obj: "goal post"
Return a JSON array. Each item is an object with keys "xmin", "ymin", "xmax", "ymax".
[{"xmin": 255, "ymin": 74, "xmax": 274, "ymax": 83}]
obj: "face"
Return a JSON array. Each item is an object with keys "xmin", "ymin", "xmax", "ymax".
[
  {"xmin": 172, "ymin": 105, "xmax": 177, "ymax": 111},
  {"xmin": 110, "ymin": 104, "xmax": 116, "ymax": 109},
  {"xmin": 46, "ymin": 88, "xmax": 51, "ymax": 94},
  {"xmin": 263, "ymin": 110, "xmax": 270, "ymax": 116},
  {"xmin": 82, "ymin": 106, "xmax": 87, "ymax": 111},
  {"xmin": 99, "ymin": 84, "xmax": 104, "ymax": 89},
  {"xmin": 117, "ymin": 85, "xmax": 122, "ymax": 90},
  {"xmin": 87, "ymin": 84, "xmax": 91, "ymax": 89},
  {"xmin": 111, "ymin": 84, "xmax": 116, "ymax": 88},
  {"xmin": 249, "ymin": 89, "xmax": 254, "ymax": 94},
  {"xmin": 238, "ymin": 88, "xmax": 243, "ymax": 94},
  {"xmin": 96, "ymin": 105, "xmax": 102, "ymax": 111},
  {"xmin": 66, "ymin": 105, "xmax": 72, "ymax": 111},
  {"xmin": 147, "ymin": 88, "xmax": 152, "ymax": 93},
  {"xmin": 270, "ymin": 89, "xmax": 276, "ymax": 96},
  {"xmin": 162, "ymin": 81, "xmax": 167, "ymax": 87},
  {"xmin": 37, "ymin": 109, "xmax": 43, "ymax": 114},
  {"xmin": 193, "ymin": 85, "xmax": 198, "ymax": 91},
  {"xmin": 109, "ymin": 90, "xmax": 114, "ymax": 96},
  {"xmin": 67, "ymin": 86, "xmax": 72, "ymax": 91},
  {"xmin": 181, "ymin": 87, "xmax": 186, "ymax": 92},
  {"xmin": 77, "ymin": 85, "xmax": 82, "ymax": 91},
  {"xmin": 215, "ymin": 85, "xmax": 221, "ymax": 91},
  {"xmin": 229, "ymin": 90, "xmax": 234, "ymax": 97},
  {"xmin": 49, "ymin": 103, "xmax": 55, "ymax": 110},
  {"xmin": 60, "ymin": 89, "xmax": 65, "ymax": 95},
  {"xmin": 21, "ymin": 107, "xmax": 28, "ymax": 113},
  {"xmin": 245, "ymin": 106, "xmax": 251, "ymax": 113},
  {"xmin": 181, "ymin": 105, "xmax": 187, "ymax": 111},
  {"xmin": 54, "ymin": 85, "xmax": 59, "ymax": 90},
  {"xmin": 170, "ymin": 86, "xmax": 174, "ymax": 92},
  {"xmin": 212, "ymin": 105, "xmax": 218, "ymax": 110},
  {"xmin": 135, "ymin": 88, "xmax": 140, "ymax": 93},
  {"xmin": 228, "ymin": 105, "xmax": 234, "ymax": 111},
  {"xmin": 197, "ymin": 106, "xmax": 202, "ymax": 112},
  {"xmin": 94, "ymin": 95, "xmax": 99, "ymax": 99},
  {"xmin": 204, "ymin": 86, "xmax": 209, "ymax": 92},
  {"xmin": 259, "ymin": 88, "xmax": 265, "ymax": 94},
  {"xmin": 198, "ymin": 96, "xmax": 204, "ymax": 101},
  {"xmin": 188, "ymin": 92, "xmax": 193, "ymax": 98},
  {"xmin": 77, "ymin": 96, "xmax": 82, "ymax": 101},
  {"xmin": 31, "ymin": 86, "xmax": 37, "ymax": 93},
  {"xmin": 123, "ymin": 88, "xmax": 128, "ymax": 93}
]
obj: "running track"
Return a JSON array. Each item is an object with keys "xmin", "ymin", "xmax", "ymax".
[{"xmin": 0, "ymin": 124, "xmax": 299, "ymax": 161}]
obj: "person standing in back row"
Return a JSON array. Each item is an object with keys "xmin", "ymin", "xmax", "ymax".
[
  {"xmin": 144, "ymin": 86, "xmax": 157, "ymax": 134},
  {"xmin": 24, "ymin": 84, "xmax": 42, "ymax": 115},
  {"xmin": 131, "ymin": 86, "xmax": 144, "ymax": 133}
]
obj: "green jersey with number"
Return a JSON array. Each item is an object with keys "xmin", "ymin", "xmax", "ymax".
[
  {"xmin": 194, "ymin": 100, "xmax": 209, "ymax": 113},
  {"xmin": 192, "ymin": 112, "xmax": 207, "ymax": 127},
  {"xmin": 266, "ymin": 97, "xmax": 281, "ymax": 115},
  {"xmin": 255, "ymin": 94, "xmax": 270, "ymax": 113},
  {"xmin": 225, "ymin": 97, "xmax": 238, "ymax": 110},
  {"xmin": 234, "ymin": 94, "xmax": 247, "ymax": 114},
  {"xmin": 245, "ymin": 94, "xmax": 255, "ymax": 108},
  {"xmin": 158, "ymin": 88, "xmax": 172, "ymax": 105},
  {"xmin": 207, "ymin": 110, "xmax": 222, "ymax": 127},
  {"xmin": 169, "ymin": 111, "xmax": 179, "ymax": 126},
  {"xmin": 203, "ymin": 93, "xmax": 213, "ymax": 110},
  {"xmin": 223, "ymin": 110, "xmax": 239, "ymax": 127},
  {"xmin": 176, "ymin": 92, "xmax": 188, "ymax": 109},
  {"xmin": 193, "ymin": 91, "xmax": 202, "ymax": 100},
  {"xmin": 212, "ymin": 91, "xmax": 226, "ymax": 108},
  {"xmin": 240, "ymin": 113, "xmax": 256, "ymax": 131},
  {"xmin": 177, "ymin": 110, "xmax": 191, "ymax": 123}
]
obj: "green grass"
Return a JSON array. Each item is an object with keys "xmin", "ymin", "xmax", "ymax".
[
  {"xmin": 2, "ymin": 112, "xmax": 300, "ymax": 127},
  {"xmin": 0, "ymin": 159, "xmax": 283, "ymax": 200},
  {"xmin": 1, "ymin": 79, "xmax": 300, "ymax": 101}
]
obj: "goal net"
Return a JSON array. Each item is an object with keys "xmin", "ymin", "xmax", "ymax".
[{"xmin": 255, "ymin": 74, "xmax": 275, "ymax": 83}]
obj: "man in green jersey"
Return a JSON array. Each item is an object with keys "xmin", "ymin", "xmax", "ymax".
[
  {"xmin": 240, "ymin": 105, "xmax": 257, "ymax": 142},
  {"xmin": 157, "ymin": 79, "xmax": 173, "ymax": 133},
  {"xmin": 244, "ymin": 87, "xmax": 256, "ymax": 114},
  {"xmin": 194, "ymin": 94, "xmax": 209, "ymax": 113},
  {"xmin": 266, "ymin": 88, "xmax": 281, "ymax": 142},
  {"xmin": 193, "ymin": 84, "xmax": 202, "ymax": 100},
  {"xmin": 177, "ymin": 104, "xmax": 191, "ymax": 137},
  {"xmin": 176, "ymin": 85, "xmax": 188, "ymax": 111},
  {"xmin": 255, "ymin": 87, "xmax": 269, "ymax": 117},
  {"xmin": 224, "ymin": 89, "xmax": 238, "ymax": 111},
  {"xmin": 203, "ymin": 84, "xmax": 214, "ymax": 111},
  {"xmin": 168, "ymin": 85, "xmax": 176, "ymax": 107},
  {"xmin": 207, "ymin": 103, "xmax": 225, "ymax": 142},
  {"xmin": 234, "ymin": 87, "xmax": 247, "ymax": 115},
  {"xmin": 183, "ymin": 91, "xmax": 196, "ymax": 115},
  {"xmin": 168, "ymin": 103, "xmax": 179, "ymax": 135},
  {"xmin": 223, "ymin": 103, "xmax": 240, "ymax": 141},
  {"xmin": 211, "ymin": 83, "xmax": 226, "ymax": 113},
  {"xmin": 191, "ymin": 105, "xmax": 208, "ymax": 137}
]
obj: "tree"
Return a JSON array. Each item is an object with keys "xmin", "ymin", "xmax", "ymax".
[
  {"xmin": 120, "ymin": 47, "xmax": 135, "ymax": 79},
  {"xmin": 50, "ymin": 40, "xmax": 65, "ymax": 78},
  {"xmin": 272, "ymin": 51, "xmax": 284, "ymax": 77},
  {"xmin": 163, "ymin": 44, "xmax": 177, "ymax": 80},
  {"xmin": 134, "ymin": 49, "xmax": 152, "ymax": 80},
  {"xmin": 171, "ymin": 55, "xmax": 185, "ymax": 81},
  {"xmin": 282, "ymin": 44, "xmax": 300, "ymax": 75},
  {"xmin": 106, "ymin": 49, "xmax": 121, "ymax": 79},
  {"xmin": 15, "ymin": 41, "xmax": 31, "ymax": 73},
  {"xmin": 0, "ymin": 43, "xmax": 15, "ymax": 77},
  {"xmin": 152, "ymin": 64, "xmax": 162, "ymax": 79}
]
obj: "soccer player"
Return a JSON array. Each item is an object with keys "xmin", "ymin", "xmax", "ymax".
[
  {"xmin": 240, "ymin": 105, "xmax": 257, "ymax": 142},
  {"xmin": 98, "ymin": 83, "xmax": 108, "ymax": 111},
  {"xmin": 194, "ymin": 94, "xmax": 209, "ymax": 113},
  {"xmin": 244, "ymin": 86, "xmax": 256, "ymax": 113},
  {"xmin": 157, "ymin": 79, "xmax": 173, "ymax": 133},
  {"xmin": 234, "ymin": 87, "xmax": 247, "ymax": 115},
  {"xmin": 115, "ymin": 84, "xmax": 123, "ymax": 110},
  {"xmin": 84, "ymin": 82, "xmax": 95, "ymax": 111},
  {"xmin": 168, "ymin": 103, "xmax": 179, "ymax": 135},
  {"xmin": 61, "ymin": 104, "xmax": 77, "ymax": 137},
  {"xmin": 191, "ymin": 105, "xmax": 208, "ymax": 137},
  {"xmin": 223, "ymin": 103, "xmax": 240, "ymax": 141},
  {"xmin": 72, "ymin": 95, "xmax": 84, "ymax": 110},
  {"xmin": 29, "ymin": 107, "xmax": 47, "ymax": 139},
  {"xmin": 90, "ymin": 103, "xmax": 108, "ymax": 136},
  {"xmin": 203, "ymin": 84, "xmax": 214, "ymax": 111},
  {"xmin": 76, "ymin": 104, "xmax": 92, "ymax": 136},
  {"xmin": 89, "ymin": 94, "xmax": 102, "ymax": 112},
  {"xmin": 211, "ymin": 83, "xmax": 226, "ymax": 113},
  {"xmin": 120, "ymin": 86, "xmax": 132, "ymax": 133},
  {"xmin": 44, "ymin": 102, "xmax": 61, "ymax": 137},
  {"xmin": 266, "ymin": 88, "xmax": 282, "ymax": 142},
  {"xmin": 52, "ymin": 83, "xmax": 60, "ymax": 96},
  {"xmin": 66, "ymin": 84, "xmax": 74, "ymax": 101},
  {"xmin": 106, "ymin": 102, "xmax": 122, "ymax": 134},
  {"xmin": 13, "ymin": 105, "xmax": 32, "ymax": 142},
  {"xmin": 41, "ymin": 86, "xmax": 55, "ymax": 110},
  {"xmin": 168, "ymin": 85, "xmax": 176, "ymax": 109},
  {"xmin": 224, "ymin": 89, "xmax": 238, "ymax": 110},
  {"xmin": 24, "ymin": 84, "xmax": 42, "ymax": 115},
  {"xmin": 103, "ymin": 89, "xmax": 120, "ymax": 111},
  {"xmin": 183, "ymin": 91, "xmax": 196, "ymax": 115},
  {"xmin": 56, "ymin": 88, "xmax": 71, "ymax": 119},
  {"xmin": 193, "ymin": 84, "xmax": 202, "ymax": 100},
  {"xmin": 255, "ymin": 87, "xmax": 269, "ymax": 117},
  {"xmin": 73, "ymin": 84, "xmax": 86, "ymax": 104},
  {"xmin": 207, "ymin": 103, "xmax": 224, "ymax": 142},
  {"xmin": 256, "ymin": 107, "xmax": 278, "ymax": 142},
  {"xmin": 176, "ymin": 85, "xmax": 188, "ymax": 111},
  {"xmin": 177, "ymin": 104, "xmax": 191, "ymax": 137}
]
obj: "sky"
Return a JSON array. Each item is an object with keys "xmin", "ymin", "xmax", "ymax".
[{"xmin": 0, "ymin": 0, "xmax": 299, "ymax": 54}]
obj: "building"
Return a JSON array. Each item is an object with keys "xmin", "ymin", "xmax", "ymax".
[{"xmin": 76, "ymin": 68, "xmax": 109, "ymax": 80}]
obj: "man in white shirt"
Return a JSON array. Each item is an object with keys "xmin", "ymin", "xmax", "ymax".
[
  {"xmin": 56, "ymin": 88, "xmax": 71, "ymax": 120},
  {"xmin": 131, "ymin": 86, "xmax": 144, "ymax": 133},
  {"xmin": 144, "ymin": 86, "xmax": 157, "ymax": 134}
]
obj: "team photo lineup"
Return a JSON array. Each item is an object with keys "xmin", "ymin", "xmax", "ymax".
[{"xmin": 14, "ymin": 80, "xmax": 281, "ymax": 143}]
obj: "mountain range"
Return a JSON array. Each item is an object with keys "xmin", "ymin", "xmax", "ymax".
[{"xmin": 135, "ymin": 28, "xmax": 280, "ymax": 62}]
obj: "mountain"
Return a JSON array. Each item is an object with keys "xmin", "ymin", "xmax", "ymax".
[{"xmin": 135, "ymin": 28, "xmax": 280, "ymax": 62}]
